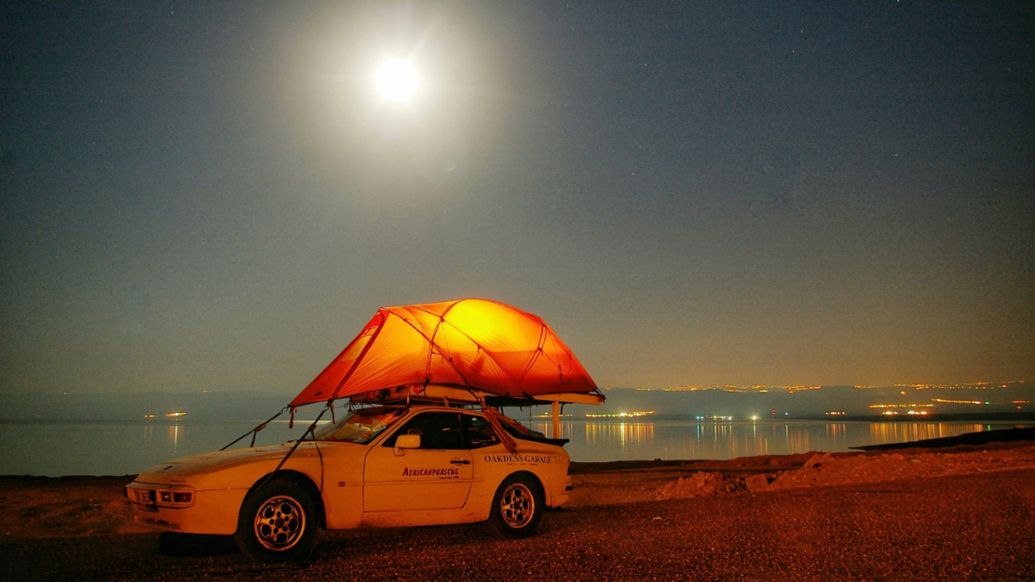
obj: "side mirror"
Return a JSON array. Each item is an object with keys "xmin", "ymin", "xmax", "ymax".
[{"xmin": 394, "ymin": 434, "xmax": 421, "ymax": 455}]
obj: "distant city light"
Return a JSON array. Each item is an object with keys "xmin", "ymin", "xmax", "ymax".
[
  {"xmin": 585, "ymin": 410, "xmax": 655, "ymax": 419},
  {"xmin": 931, "ymin": 398, "xmax": 984, "ymax": 405},
  {"xmin": 869, "ymin": 403, "xmax": 935, "ymax": 409}
]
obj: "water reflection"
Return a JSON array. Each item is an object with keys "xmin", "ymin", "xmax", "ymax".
[
  {"xmin": 868, "ymin": 422, "xmax": 985, "ymax": 444},
  {"xmin": 0, "ymin": 418, "xmax": 1028, "ymax": 476},
  {"xmin": 168, "ymin": 423, "xmax": 181, "ymax": 452},
  {"xmin": 826, "ymin": 423, "xmax": 846, "ymax": 442},
  {"xmin": 539, "ymin": 420, "xmax": 1027, "ymax": 463},
  {"xmin": 580, "ymin": 422, "xmax": 656, "ymax": 453}
]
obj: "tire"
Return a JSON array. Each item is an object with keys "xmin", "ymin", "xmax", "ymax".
[
  {"xmin": 489, "ymin": 474, "xmax": 544, "ymax": 537},
  {"xmin": 234, "ymin": 477, "xmax": 318, "ymax": 562}
]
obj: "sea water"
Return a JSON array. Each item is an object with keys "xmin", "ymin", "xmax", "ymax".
[{"xmin": 0, "ymin": 417, "xmax": 1027, "ymax": 476}]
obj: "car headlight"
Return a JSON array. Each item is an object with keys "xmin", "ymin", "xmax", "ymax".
[{"xmin": 129, "ymin": 485, "xmax": 196, "ymax": 508}]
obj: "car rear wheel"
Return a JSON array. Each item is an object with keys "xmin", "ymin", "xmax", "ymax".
[
  {"xmin": 489, "ymin": 474, "xmax": 544, "ymax": 537},
  {"xmin": 235, "ymin": 477, "xmax": 317, "ymax": 562}
]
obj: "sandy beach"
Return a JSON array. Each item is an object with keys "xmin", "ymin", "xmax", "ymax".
[{"xmin": 2, "ymin": 440, "xmax": 1033, "ymax": 580}]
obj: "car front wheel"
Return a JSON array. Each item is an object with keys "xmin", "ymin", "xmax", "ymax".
[
  {"xmin": 489, "ymin": 474, "xmax": 544, "ymax": 537},
  {"xmin": 235, "ymin": 477, "xmax": 317, "ymax": 562}
]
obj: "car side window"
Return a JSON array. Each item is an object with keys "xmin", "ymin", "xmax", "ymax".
[
  {"xmin": 463, "ymin": 414, "xmax": 500, "ymax": 449},
  {"xmin": 383, "ymin": 412, "xmax": 463, "ymax": 450}
]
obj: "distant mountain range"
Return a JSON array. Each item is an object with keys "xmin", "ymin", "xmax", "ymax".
[
  {"xmin": 588, "ymin": 383, "xmax": 1033, "ymax": 419},
  {"xmin": 0, "ymin": 391, "xmax": 291, "ymax": 422},
  {"xmin": 0, "ymin": 382, "xmax": 1030, "ymax": 422}
]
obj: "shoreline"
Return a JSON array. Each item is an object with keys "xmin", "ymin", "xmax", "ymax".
[
  {"xmin": 5, "ymin": 411, "xmax": 1034, "ymax": 424},
  {"xmin": 2, "ymin": 433, "xmax": 1033, "ymax": 579},
  {"xmin": 4, "ymin": 425, "xmax": 1032, "ymax": 481},
  {"xmin": 2, "ymin": 431, "xmax": 1033, "ymax": 531}
]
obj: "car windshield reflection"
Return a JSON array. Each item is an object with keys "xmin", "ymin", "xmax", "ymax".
[{"xmin": 313, "ymin": 407, "xmax": 404, "ymax": 444}]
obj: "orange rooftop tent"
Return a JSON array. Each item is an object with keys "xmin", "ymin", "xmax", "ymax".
[{"xmin": 290, "ymin": 298, "xmax": 603, "ymax": 408}]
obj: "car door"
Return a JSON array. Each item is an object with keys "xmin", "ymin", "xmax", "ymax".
[{"xmin": 362, "ymin": 411, "xmax": 474, "ymax": 512}]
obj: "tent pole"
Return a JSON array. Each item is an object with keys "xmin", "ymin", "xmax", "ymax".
[{"xmin": 552, "ymin": 400, "xmax": 561, "ymax": 439}]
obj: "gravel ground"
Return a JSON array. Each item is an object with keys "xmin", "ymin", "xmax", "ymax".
[{"xmin": 2, "ymin": 468, "xmax": 1033, "ymax": 581}]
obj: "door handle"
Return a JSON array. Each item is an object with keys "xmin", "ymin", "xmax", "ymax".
[{"xmin": 450, "ymin": 459, "xmax": 471, "ymax": 465}]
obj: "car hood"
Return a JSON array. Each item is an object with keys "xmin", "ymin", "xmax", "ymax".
[{"xmin": 133, "ymin": 441, "xmax": 342, "ymax": 488}]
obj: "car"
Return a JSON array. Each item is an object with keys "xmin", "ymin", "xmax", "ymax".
[{"xmin": 126, "ymin": 403, "xmax": 573, "ymax": 561}]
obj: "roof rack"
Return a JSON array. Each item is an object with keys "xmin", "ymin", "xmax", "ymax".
[
  {"xmin": 347, "ymin": 384, "xmax": 603, "ymax": 438},
  {"xmin": 348, "ymin": 383, "xmax": 604, "ymax": 406}
]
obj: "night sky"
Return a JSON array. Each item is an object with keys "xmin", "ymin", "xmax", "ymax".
[{"xmin": 2, "ymin": 2, "xmax": 1033, "ymax": 394}]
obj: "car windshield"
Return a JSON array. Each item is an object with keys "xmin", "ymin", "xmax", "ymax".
[{"xmin": 312, "ymin": 407, "xmax": 404, "ymax": 444}]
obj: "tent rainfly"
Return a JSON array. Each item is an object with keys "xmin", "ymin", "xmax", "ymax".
[
  {"xmin": 290, "ymin": 298, "xmax": 603, "ymax": 411},
  {"xmin": 220, "ymin": 299, "xmax": 599, "ymax": 455}
]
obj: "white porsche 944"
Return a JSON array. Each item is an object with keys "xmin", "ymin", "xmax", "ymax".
[{"xmin": 126, "ymin": 404, "xmax": 572, "ymax": 561}]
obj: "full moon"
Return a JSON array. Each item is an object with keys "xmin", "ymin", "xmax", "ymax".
[{"xmin": 375, "ymin": 58, "xmax": 418, "ymax": 103}]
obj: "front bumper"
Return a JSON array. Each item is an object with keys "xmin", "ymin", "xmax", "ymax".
[{"xmin": 126, "ymin": 482, "xmax": 247, "ymax": 535}]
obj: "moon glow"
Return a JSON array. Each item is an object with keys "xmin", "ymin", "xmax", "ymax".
[{"xmin": 375, "ymin": 58, "xmax": 418, "ymax": 103}]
